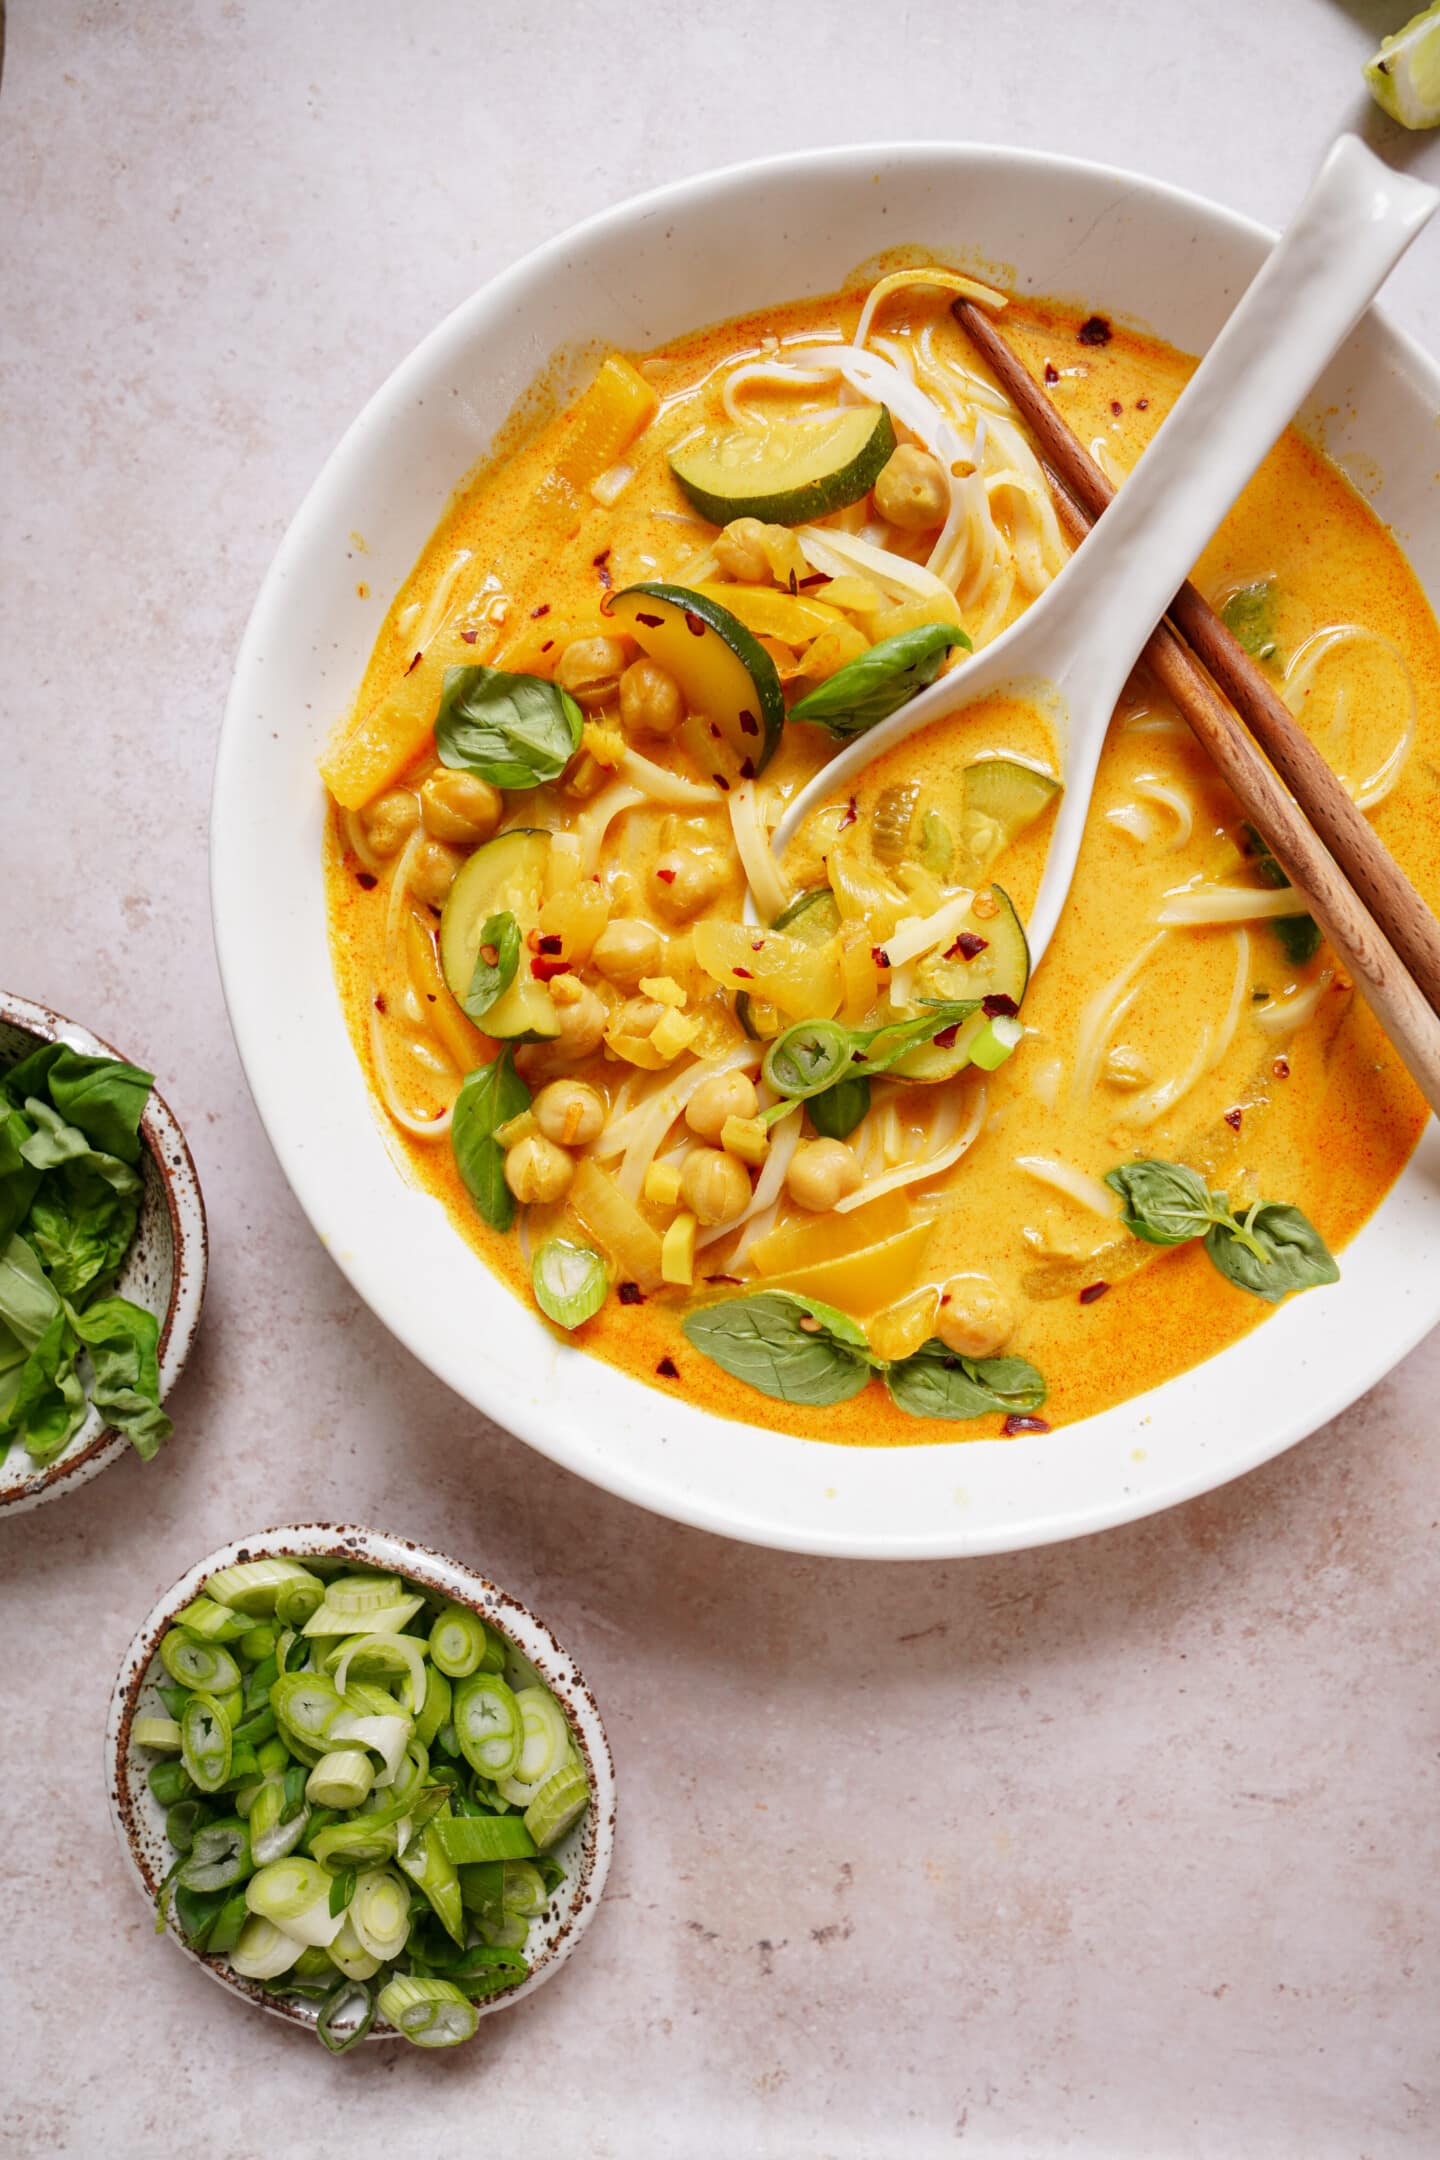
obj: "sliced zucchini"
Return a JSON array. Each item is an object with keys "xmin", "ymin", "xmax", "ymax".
[
  {"xmin": 669, "ymin": 406, "xmax": 896, "ymax": 527},
  {"xmin": 439, "ymin": 829, "xmax": 559, "ymax": 1042},
  {"xmin": 892, "ymin": 884, "xmax": 1029, "ymax": 1081},
  {"xmin": 960, "ymin": 758, "xmax": 1061, "ymax": 875},
  {"xmin": 736, "ymin": 887, "xmax": 841, "ymax": 1039},
  {"xmin": 607, "ymin": 582, "xmax": 785, "ymax": 773}
]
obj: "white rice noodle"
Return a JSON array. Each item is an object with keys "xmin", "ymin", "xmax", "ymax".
[
  {"xmin": 618, "ymin": 749, "xmax": 722, "ymax": 808},
  {"xmin": 594, "ymin": 1043, "xmax": 758, "ymax": 1169},
  {"xmin": 1133, "ymin": 774, "xmax": 1195, "ymax": 851},
  {"xmin": 877, "ymin": 888, "xmax": 977, "ymax": 969},
  {"xmin": 1281, "ymin": 624, "xmax": 1418, "ymax": 812},
  {"xmin": 915, "ymin": 325, "xmax": 1015, "ymax": 418},
  {"xmin": 1255, "ymin": 969, "xmax": 1334, "ymax": 1036},
  {"xmin": 367, "ymin": 1004, "xmax": 452, "ymax": 1141},
  {"xmin": 409, "ymin": 548, "xmax": 474, "ymax": 652},
  {"xmin": 1123, "ymin": 930, "xmax": 1249, "ymax": 1127},
  {"xmin": 575, "ymin": 783, "xmax": 646, "ymax": 874},
  {"xmin": 384, "ymin": 827, "xmax": 427, "ymax": 956},
  {"xmin": 1090, "ymin": 437, "xmax": 1125, "ymax": 487},
  {"xmin": 868, "ymin": 334, "xmax": 917, "ymax": 380},
  {"xmin": 720, "ymin": 361, "xmax": 840, "ymax": 426},
  {"xmin": 794, "ymin": 524, "xmax": 961, "ymax": 620},
  {"xmin": 1028, "ymin": 1054, "xmax": 1064, "ymax": 1110},
  {"xmin": 649, "ymin": 508, "xmax": 708, "ymax": 530},
  {"xmin": 984, "ymin": 470, "xmax": 1062, "ymax": 597},
  {"xmin": 1207, "ymin": 928, "xmax": 1251, "ymax": 1071},
  {"xmin": 1070, "ymin": 932, "xmax": 1166, "ymax": 1102},
  {"xmin": 1014, "ymin": 1156, "xmax": 1122, "ymax": 1219},
  {"xmin": 833, "ymin": 1078, "xmax": 987, "ymax": 1213},
  {"xmin": 1122, "ymin": 711, "xmax": 1189, "ymax": 738},
  {"xmin": 342, "ymin": 807, "xmax": 386, "ymax": 877},
  {"xmin": 1158, "ymin": 883, "xmax": 1310, "ymax": 925},
  {"xmin": 697, "ymin": 1110, "xmax": 803, "ymax": 1255},
  {"xmin": 852, "ymin": 266, "xmax": 1007, "ymax": 352},
  {"xmin": 728, "ymin": 784, "xmax": 791, "ymax": 923},
  {"xmin": 1106, "ymin": 803, "xmax": 1154, "ymax": 845},
  {"xmin": 590, "ymin": 461, "xmax": 635, "ymax": 506}
]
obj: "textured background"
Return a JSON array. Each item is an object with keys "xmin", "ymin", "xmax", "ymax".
[{"xmin": 3, "ymin": 3, "xmax": 1439, "ymax": 2154}]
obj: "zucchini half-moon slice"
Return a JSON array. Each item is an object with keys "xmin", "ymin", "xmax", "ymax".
[
  {"xmin": 668, "ymin": 405, "xmax": 896, "ymax": 526},
  {"xmin": 607, "ymin": 582, "xmax": 786, "ymax": 774}
]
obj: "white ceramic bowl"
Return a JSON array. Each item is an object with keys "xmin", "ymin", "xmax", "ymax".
[
  {"xmin": 107, "ymin": 1523, "xmax": 616, "ymax": 2045},
  {"xmin": 0, "ymin": 991, "xmax": 207, "ymax": 1513},
  {"xmin": 212, "ymin": 144, "xmax": 1440, "ymax": 1559}
]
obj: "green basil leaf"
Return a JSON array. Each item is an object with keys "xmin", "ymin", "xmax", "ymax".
[
  {"xmin": 451, "ymin": 1051, "xmax": 530, "ymax": 1233},
  {"xmin": 25, "ymin": 1163, "xmax": 140, "ymax": 1300},
  {"xmin": 68, "ymin": 1295, "xmax": 172, "ymax": 1459},
  {"xmin": 788, "ymin": 625, "xmax": 972, "ymax": 739},
  {"xmin": 435, "ymin": 666, "xmax": 583, "ymax": 792},
  {"xmin": 885, "ymin": 1340, "xmax": 1047, "ymax": 1421},
  {"xmin": 681, "ymin": 1290, "xmax": 873, "ymax": 1407},
  {"xmin": 806, "ymin": 1075, "xmax": 871, "ymax": 1141},
  {"xmin": 1203, "ymin": 1202, "xmax": 1340, "ymax": 1304},
  {"xmin": 4, "ymin": 1045, "xmax": 153, "ymax": 1165},
  {"xmin": 1220, "ymin": 581, "xmax": 1280, "ymax": 664},
  {"xmin": 1104, "ymin": 1159, "xmax": 1218, "ymax": 1245},
  {"xmin": 463, "ymin": 912, "xmax": 521, "ymax": 1023}
]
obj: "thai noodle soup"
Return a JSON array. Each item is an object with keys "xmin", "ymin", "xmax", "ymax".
[{"xmin": 320, "ymin": 266, "xmax": 1440, "ymax": 1445}]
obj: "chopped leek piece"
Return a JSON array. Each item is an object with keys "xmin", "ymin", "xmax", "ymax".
[
  {"xmin": 176, "ymin": 1818, "xmax": 252, "ymax": 1894},
  {"xmin": 305, "ymin": 1748, "xmax": 375, "ymax": 1811},
  {"xmin": 238, "ymin": 1623, "xmax": 278, "ymax": 1666},
  {"xmin": 428, "ymin": 1605, "xmax": 489, "ymax": 1680},
  {"xmin": 376, "ymin": 1974, "xmax": 479, "ymax": 2049},
  {"xmin": 181, "ymin": 1694, "xmax": 233, "ymax": 1795},
  {"xmin": 328, "ymin": 1912, "xmax": 382, "ymax": 1983},
  {"xmin": 318, "ymin": 1977, "xmax": 376, "ymax": 2054},
  {"xmin": 349, "ymin": 1868, "xmax": 413, "ymax": 1963},
  {"xmin": 230, "ymin": 1914, "xmax": 304, "ymax": 1980},
  {"xmin": 531, "ymin": 1237, "xmax": 608, "ymax": 1330},
  {"xmin": 415, "ymin": 1664, "xmax": 452, "ymax": 1749},
  {"xmin": 132, "ymin": 1715, "xmax": 183, "ymax": 1752},
  {"xmin": 245, "ymin": 1857, "xmax": 345, "ymax": 1947},
  {"xmin": 248, "ymin": 1769, "xmax": 311, "ymax": 1865},
  {"xmin": 160, "ymin": 1629, "xmax": 241, "ymax": 1695},
  {"xmin": 204, "ymin": 1557, "xmax": 326, "ymax": 1616},
  {"xmin": 435, "ymin": 1813, "xmax": 538, "ymax": 1864},
  {"xmin": 148, "ymin": 1759, "xmax": 194, "ymax": 1807},
  {"xmin": 523, "ymin": 1762, "xmax": 591, "ymax": 1850},
  {"xmin": 165, "ymin": 1798, "xmax": 209, "ymax": 1854},
  {"xmin": 172, "ymin": 1595, "xmax": 255, "ymax": 1643},
  {"xmin": 453, "ymin": 1673, "xmax": 523, "ymax": 1780},
  {"xmin": 397, "ymin": 1817, "xmax": 466, "ymax": 1947},
  {"xmin": 499, "ymin": 1860, "xmax": 549, "ymax": 1917},
  {"xmin": 328, "ymin": 1631, "xmax": 428, "ymax": 1712}
]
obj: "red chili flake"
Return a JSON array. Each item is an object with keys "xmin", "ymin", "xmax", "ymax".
[
  {"xmin": 933, "ymin": 1024, "xmax": 960, "ymax": 1050},
  {"xmin": 657, "ymin": 867, "xmax": 677, "ymax": 885},
  {"xmin": 712, "ymin": 773, "xmax": 731, "ymax": 792},
  {"xmin": 355, "ymin": 870, "xmax": 378, "ymax": 891},
  {"xmin": 373, "ymin": 993, "xmax": 387, "ymax": 1014},
  {"xmin": 592, "ymin": 548, "xmax": 611, "ymax": 567},
  {"xmin": 405, "ymin": 651, "xmax": 422, "ymax": 675},
  {"xmin": 838, "ymin": 797, "xmax": 858, "ymax": 831},
  {"xmin": 530, "ymin": 603, "xmax": 551, "ymax": 619},
  {"xmin": 738, "ymin": 710, "xmax": 759, "ymax": 737},
  {"xmin": 656, "ymin": 1356, "xmax": 680, "ymax": 1378},
  {"xmin": 1137, "ymin": 397, "xmax": 1150, "ymax": 411},
  {"xmin": 531, "ymin": 955, "xmax": 572, "ymax": 982},
  {"xmin": 478, "ymin": 942, "xmax": 499, "ymax": 967},
  {"xmin": 541, "ymin": 639, "xmax": 555, "ymax": 653},
  {"xmin": 982, "ymin": 992, "xmax": 1018, "ymax": 1017},
  {"xmin": 750, "ymin": 938, "xmax": 765, "ymax": 952},
  {"xmin": 705, "ymin": 1274, "xmax": 741, "ymax": 1286},
  {"xmin": 945, "ymin": 931, "xmax": 989, "ymax": 961},
  {"xmin": 1273, "ymin": 1056, "xmax": 1291, "ymax": 1080},
  {"xmin": 1078, "ymin": 314, "xmax": 1112, "ymax": 346},
  {"xmin": 1224, "ymin": 1107, "xmax": 1243, "ymax": 1131},
  {"xmin": 596, "ymin": 564, "xmax": 613, "ymax": 590},
  {"xmin": 637, "ymin": 611, "xmax": 664, "ymax": 629},
  {"xmin": 425, "ymin": 993, "xmax": 436, "ymax": 1003},
  {"xmin": 459, "ymin": 628, "xmax": 478, "ymax": 644},
  {"xmin": 684, "ymin": 610, "xmax": 706, "ymax": 637},
  {"xmin": 1043, "ymin": 361, "xmax": 1059, "ymax": 385},
  {"xmin": 1004, "ymin": 1413, "xmax": 1052, "ymax": 1436},
  {"xmin": 707, "ymin": 721, "xmax": 721, "ymax": 740},
  {"xmin": 732, "ymin": 966, "xmax": 754, "ymax": 979},
  {"xmin": 538, "ymin": 934, "xmax": 563, "ymax": 955},
  {"xmin": 1079, "ymin": 1281, "xmax": 1109, "ymax": 1306},
  {"xmin": 1110, "ymin": 399, "xmax": 1123, "ymax": 417},
  {"xmin": 871, "ymin": 946, "xmax": 891, "ymax": 969},
  {"xmin": 618, "ymin": 1282, "xmax": 645, "ymax": 1306},
  {"xmin": 798, "ymin": 572, "xmax": 828, "ymax": 588},
  {"xmin": 739, "ymin": 756, "xmax": 756, "ymax": 780}
]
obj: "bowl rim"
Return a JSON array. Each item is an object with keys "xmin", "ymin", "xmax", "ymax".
[
  {"xmin": 0, "ymin": 988, "xmax": 208, "ymax": 1514},
  {"xmin": 212, "ymin": 139, "xmax": 1440, "ymax": 1559},
  {"xmin": 105, "ymin": 1520, "xmax": 617, "ymax": 2043}
]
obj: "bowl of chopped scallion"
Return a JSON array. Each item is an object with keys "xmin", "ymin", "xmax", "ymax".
[
  {"xmin": 107, "ymin": 1525, "xmax": 615, "ymax": 2051},
  {"xmin": 0, "ymin": 991, "xmax": 207, "ymax": 1512}
]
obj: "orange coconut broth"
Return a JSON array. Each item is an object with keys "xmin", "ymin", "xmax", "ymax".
[{"xmin": 321, "ymin": 281, "xmax": 1440, "ymax": 1445}]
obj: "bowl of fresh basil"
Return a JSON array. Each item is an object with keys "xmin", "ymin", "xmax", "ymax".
[{"xmin": 0, "ymin": 991, "xmax": 208, "ymax": 1513}]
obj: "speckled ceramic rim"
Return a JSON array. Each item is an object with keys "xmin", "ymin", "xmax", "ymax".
[
  {"xmin": 213, "ymin": 141, "xmax": 1440, "ymax": 1558},
  {"xmin": 106, "ymin": 1523, "xmax": 616, "ymax": 2044},
  {"xmin": 0, "ymin": 990, "xmax": 208, "ymax": 1515}
]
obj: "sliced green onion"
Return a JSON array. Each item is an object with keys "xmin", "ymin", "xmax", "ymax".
[
  {"xmin": 172, "ymin": 1594, "xmax": 254, "ymax": 1643},
  {"xmin": 436, "ymin": 1813, "xmax": 537, "ymax": 1865},
  {"xmin": 328, "ymin": 1631, "xmax": 428, "ymax": 1713},
  {"xmin": 453, "ymin": 1674, "xmax": 523, "ymax": 1780},
  {"xmin": 229, "ymin": 1914, "xmax": 304, "ymax": 1980},
  {"xmin": 501, "ymin": 1860, "xmax": 549, "ymax": 1917},
  {"xmin": 132, "ymin": 1715, "xmax": 182, "ymax": 1753},
  {"xmin": 246, "ymin": 1857, "xmax": 345, "ymax": 1947},
  {"xmin": 165, "ymin": 1798, "xmax": 210, "ymax": 1854},
  {"xmin": 523, "ymin": 1760, "xmax": 590, "ymax": 1850},
  {"xmin": 148, "ymin": 1759, "xmax": 194, "ymax": 1807},
  {"xmin": 318, "ymin": 1977, "xmax": 376, "ymax": 2054},
  {"xmin": 305, "ymin": 1749, "xmax": 375, "ymax": 1811},
  {"xmin": 328, "ymin": 1911, "xmax": 382, "ymax": 1983},
  {"xmin": 160, "ymin": 1628, "xmax": 241, "ymax": 1695},
  {"xmin": 181, "ymin": 1693, "xmax": 233, "ymax": 1795},
  {"xmin": 513, "ymin": 1686, "xmax": 570, "ymax": 1787},
  {"xmin": 310, "ymin": 1814, "xmax": 401, "ymax": 1870},
  {"xmin": 969, "ymin": 1013, "xmax": 1023, "ymax": 1071},
  {"xmin": 205, "ymin": 1886, "xmax": 251, "ymax": 1957},
  {"xmin": 238, "ymin": 1623, "xmax": 278, "ymax": 1666},
  {"xmin": 270, "ymin": 1672, "xmax": 347, "ymax": 1746},
  {"xmin": 415, "ymin": 1664, "xmax": 452, "ymax": 1749},
  {"xmin": 428, "ymin": 1605, "xmax": 489, "ymax": 1680},
  {"xmin": 531, "ymin": 1237, "xmax": 608, "ymax": 1330},
  {"xmin": 204, "ymin": 1557, "xmax": 326, "ymax": 1617},
  {"xmin": 177, "ymin": 1817, "xmax": 252, "ymax": 1893},
  {"xmin": 348, "ymin": 1868, "xmax": 412, "ymax": 1962},
  {"xmin": 376, "ymin": 1974, "xmax": 478, "ymax": 2049},
  {"xmin": 397, "ymin": 1818, "xmax": 466, "ymax": 1947}
]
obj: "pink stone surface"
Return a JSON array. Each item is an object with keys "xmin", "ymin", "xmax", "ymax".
[{"xmin": 2, "ymin": 4, "xmax": 1438, "ymax": 2152}]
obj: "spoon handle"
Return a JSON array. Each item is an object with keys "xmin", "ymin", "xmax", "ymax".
[{"xmin": 1043, "ymin": 135, "xmax": 1437, "ymax": 713}]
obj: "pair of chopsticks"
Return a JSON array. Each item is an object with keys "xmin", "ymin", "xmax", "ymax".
[{"xmin": 952, "ymin": 298, "xmax": 1440, "ymax": 1116}]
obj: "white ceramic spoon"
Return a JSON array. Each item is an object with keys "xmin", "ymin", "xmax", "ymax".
[{"xmin": 767, "ymin": 135, "xmax": 1437, "ymax": 967}]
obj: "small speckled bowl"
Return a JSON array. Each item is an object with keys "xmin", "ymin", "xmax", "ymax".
[
  {"xmin": 0, "ymin": 991, "xmax": 207, "ymax": 1514},
  {"xmin": 106, "ymin": 1523, "xmax": 616, "ymax": 2046}
]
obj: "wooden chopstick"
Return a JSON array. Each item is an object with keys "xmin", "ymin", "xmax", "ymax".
[
  {"xmin": 950, "ymin": 298, "xmax": 1440, "ymax": 1114},
  {"xmin": 953, "ymin": 298, "xmax": 1440, "ymax": 1017}
]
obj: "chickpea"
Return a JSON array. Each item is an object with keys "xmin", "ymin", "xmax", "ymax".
[
  {"xmin": 360, "ymin": 788, "xmax": 419, "ymax": 859},
  {"xmin": 619, "ymin": 657, "xmax": 684, "ymax": 739},
  {"xmin": 873, "ymin": 443, "xmax": 950, "ymax": 532},
  {"xmin": 934, "ymin": 1272, "xmax": 1016, "ymax": 1360},
  {"xmin": 609, "ymin": 996, "xmax": 668, "ymax": 1040},
  {"xmin": 686, "ymin": 1069, "xmax": 759, "ymax": 1143},
  {"xmin": 680, "ymin": 1147, "xmax": 752, "ymax": 1227},
  {"xmin": 504, "ymin": 1133, "xmax": 574, "ymax": 1206},
  {"xmin": 554, "ymin": 635, "xmax": 630, "ymax": 711},
  {"xmin": 533, "ymin": 1079, "xmax": 605, "ymax": 1148},
  {"xmin": 408, "ymin": 838, "xmax": 465, "ymax": 907},
  {"xmin": 549, "ymin": 985, "xmax": 609, "ymax": 1062},
  {"xmin": 786, "ymin": 1138, "xmax": 863, "ymax": 1213},
  {"xmin": 420, "ymin": 769, "xmax": 503, "ymax": 846},
  {"xmin": 714, "ymin": 517, "xmax": 779, "ymax": 583},
  {"xmin": 652, "ymin": 849, "xmax": 723, "ymax": 921},
  {"xmin": 592, "ymin": 918, "xmax": 664, "ymax": 988}
]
